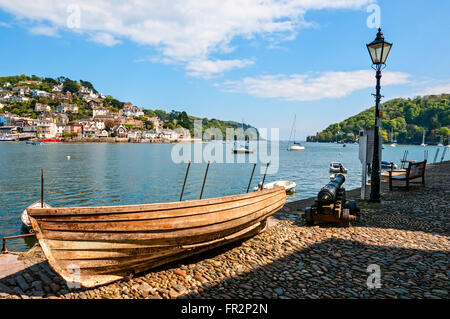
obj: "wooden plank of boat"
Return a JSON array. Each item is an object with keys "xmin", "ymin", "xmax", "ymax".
[{"xmin": 28, "ymin": 187, "xmax": 286, "ymax": 288}]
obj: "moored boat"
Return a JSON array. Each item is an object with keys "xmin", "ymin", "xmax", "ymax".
[
  {"xmin": 21, "ymin": 201, "xmax": 52, "ymax": 228},
  {"xmin": 329, "ymin": 162, "xmax": 347, "ymax": 174},
  {"xmin": 26, "ymin": 141, "xmax": 45, "ymax": 145},
  {"xmin": 289, "ymin": 142, "xmax": 305, "ymax": 151},
  {"xmin": 253, "ymin": 180, "xmax": 296, "ymax": 194},
  {"xmin": 28, "ymin": 187, "xmax": 286, "ymax": 288},
  {"xmin": 41, "ymin": 138, "xmax": 61, "ymax": 143},
  {"xmin": 287, "ymin": 115, "xmax": 305, "ymax": 151},
  {"xmin": 0, "ymin": 134, "xmax": 17, "ymax": 141},
  {"xmin": 232, "ymin": 146, "xmax": 254, "ymax": 153},
  {"xmin": 381, "ymin": 161, "xmax": 398, "ymax": 170}
]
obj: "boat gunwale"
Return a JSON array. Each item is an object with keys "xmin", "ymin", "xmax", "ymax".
[
  {"xmin": 31, "ymin": 189, "xmax": 283, "ymax": 223},
  {"xmin": 28, "ymin": 187, "xmax": 284, "ymax": 217}
]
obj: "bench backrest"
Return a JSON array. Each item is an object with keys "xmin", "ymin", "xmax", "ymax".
[{"xmin": 407, "ymin": 160, "xmax": 427, "ymax": 178}]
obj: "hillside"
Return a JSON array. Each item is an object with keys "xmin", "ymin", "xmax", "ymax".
[
  {"xmin": 308, "ymin": 94, "xmax": 450, "ymax": 145},
  {"xmin": 0, "ymin": 74, "xmax": 257, "ymax": 138}
]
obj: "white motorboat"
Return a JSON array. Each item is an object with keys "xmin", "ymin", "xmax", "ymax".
[
  {"xmin": 289, "ymin": 143, "xmax": 305, "ymax": 151},
  {"xmin": 232, "ymin": 146, "xmax": 254, "ymax": 154},
  {"xmin": 287, "ymin": 115, "xmax": 305, "ymax": 151},
  {"xmin": 329, "ymin": 162, "xmax": 348, "ymax": 174},
  {"xmin": 254, "ymin": 180, "xmax": 296, "ymax": 194},
  {"xmin": 21, "ymin": 201, "xmax": 51, "ymax": 228}
]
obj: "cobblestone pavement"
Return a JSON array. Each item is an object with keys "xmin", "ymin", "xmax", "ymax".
[{"xmin": 1, "ymin": 162, "xmax": 448, "ymax": 299}]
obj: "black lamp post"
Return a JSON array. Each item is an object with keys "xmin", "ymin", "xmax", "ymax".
[{"xmin": 366, "ymin": 28, "xmax": 392, "ymax": 203}]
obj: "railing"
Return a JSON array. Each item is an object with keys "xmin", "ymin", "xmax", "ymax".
[{"xmin": 2, "ymin": 233, "xmax": 36, "ymax": 254}]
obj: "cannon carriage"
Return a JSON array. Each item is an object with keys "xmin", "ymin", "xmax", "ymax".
[{"xmin": 303, "ymin": 174, "xmax": 359, "ymax": 227}]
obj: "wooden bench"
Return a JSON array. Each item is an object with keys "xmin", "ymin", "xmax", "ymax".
[{"xmin": 388, "ymin": 160, "xmax": 426, "ymax": 191}]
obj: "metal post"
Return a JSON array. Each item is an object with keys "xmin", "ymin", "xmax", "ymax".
[
  {"xmin": 400, "ymin": 150, "xmax": 407, "ymax": 169},
  {"xmin": 246, "ymin": 163, "xmax": 257, "ymax": 193},
  {"xmin": 433, "ymin": 149, "xmax": 439, "ymax": 163},
  {"xmin": 260, "ymin": 162, "xmax": 270, "ymax": 190},
  {"xmin": 369, "ymin": 67, "xmax": 382, "ymax": 203},
  {"xmin": 179, "ymin": 161, "xmax": 191, "ymax": 201},
  {"xmin": 41, "ymin": 169, "xmax": 44, "ymax": 208},
  {"xmin": 199, "ymin": 161, "xmax": 210, "ymax": 199},
  {"xmin": 441, "ymin": 147, "xmax": 447, "ymax": 162},
  {"xmin": 2, "ymin": 233, "xmax": 36, "ymax": 254}
]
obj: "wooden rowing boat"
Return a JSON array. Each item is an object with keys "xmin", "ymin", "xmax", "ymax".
[{"xmin": 28, "ymin": 187, "xmax": 286, "ymax": 288}]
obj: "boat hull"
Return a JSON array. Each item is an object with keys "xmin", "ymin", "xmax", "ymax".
[
  {"xmin": 232, "ymin": 147, "xmax": 254, "ymax": 153},
  {"xmin": 289, "ymin": 145, "xmax": 305, "ymax": 151},
  {"xmin": 28, "ymin": 187, "xmax": 286, "ymax": 288}
]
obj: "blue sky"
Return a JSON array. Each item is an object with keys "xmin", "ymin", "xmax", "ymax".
[{"xmin": 0, "ymin": 0, "xmax": 449, "ymax": 140}]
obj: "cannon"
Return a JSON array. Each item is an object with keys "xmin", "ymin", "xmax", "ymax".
[{"xmin": 303, "ymin": 174, "xmax": 359, "ymax": 227}]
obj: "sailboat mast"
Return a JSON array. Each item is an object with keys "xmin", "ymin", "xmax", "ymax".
[{"xmin": 293, "ymin": 115, "xmax": 296, "ymax": 143}]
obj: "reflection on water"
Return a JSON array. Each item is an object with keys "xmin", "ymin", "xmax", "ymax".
[{"xmin": 0, "ymin": 141, "xmax": 446, "ymax": 251}]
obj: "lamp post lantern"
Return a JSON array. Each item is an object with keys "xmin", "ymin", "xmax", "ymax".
[{"xmin": 366, "ymin": 28, "xmax": 392, "ymax": 203}]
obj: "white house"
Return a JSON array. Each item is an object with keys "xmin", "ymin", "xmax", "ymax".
[
  {"xmin": 56, "ymin": 123, "xmax": 66, "ymax": 137},
  {"xmin": 142, "ymin": 131, "xmax": 158, "ymax": 139},
  {"xmin": 161, "ymin": 129, "xmax": 179, "ymax": 141},
  {"xmin": 57, "ymin": 103, "xmax": 79, "ymax": 113},
  {"xmin": 0, "ymin": 103, "xmax": 4, "ymax": 109},
  {"xmin": 52, "ymin": 83, "xmax": 63, "ymax": 92},
  {"xmin": 34, "ymin": 103, "xmax": 52, "ymax": 112},
  {"xmin": 96, "ymin": 130, "xmax": 109, "ymax": 138},
  {"xmin": 127, "ymin": 130, "xmax": 142, "ymax": 140},
  {"xmin": 93, "ymin": 108, "xmax": 109, "ymax": 118},
  {"xmin": 37, "ymin": 121, "xmax": 57, "ymax": 139},
  {"xmin": 31, "ymin": 90, "xmax": 53, "ymax": 98},
  {"xmin": 115, "ymin": 124, "xmax": 128, "ymax": 138}
]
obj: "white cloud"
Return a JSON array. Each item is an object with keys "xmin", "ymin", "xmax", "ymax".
[
  {"xmin": 88, "ymin": 32, "xmax": 121, "ymax": 46},
  {"xmin": 220, "ymin": 70, "xmax": 410, "ymax": 101},
  {"xmin": 0, "ymin": 0, "xmax": 374, "ymax": 76},
  {"xmin": 186, "ymin": 59, "xmax": 254, "ymax": 78},
  {"xmin": 413, "ymin": 83, "xmax": 450, "ymax": 96},
  {"xmin": 28, "ymin": 24, "xmax": 59, "ymax": 37}
]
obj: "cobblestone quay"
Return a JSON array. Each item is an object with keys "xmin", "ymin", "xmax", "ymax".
[{"xmin": 1, "ymin": 161, "xmax": 448, "ymax": 299}]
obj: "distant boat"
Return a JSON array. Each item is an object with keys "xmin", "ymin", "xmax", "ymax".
[
  {"xmin": 232, "ymin": 146, "xmax": 254, "ymax": 154},
  {"xmin": 232, "ymin": 120, "xmax": 254, "ymax": 154},
  {"xmin": 254, "ymin": 180, "xmax": 296, "ymax": 194},
  {"xmin": 41, "ymin": 138, "xmax": 61, "ymax": 143},
  {"xmin": 390, "ymin": 128, "xmax": 397, "ymax": 147},
  {"xmin": 329, "ymin": 162, "xmax": 347, "ymax": 174},
  {"xmin": 0, "ymin": 134, "xmax": 16, "ymax": 141},
  {"xmin": 381, "ymin": 161, "xmax": 398, "ymax": 170},
  {"xmin": 287, "ymin": 115, "xmax": 305, "ymax": 151},
  {"xmin": 26, "ymin": 141, "xmax": 45, "ymax": 145},
  {"xmin": 421, "ymin": 131, "xmax": 426, "ymax": 147}
]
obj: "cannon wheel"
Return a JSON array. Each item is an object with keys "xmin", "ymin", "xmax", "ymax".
[
  {"xmin": 347, "ymin": 200, "xmax": 360, "ymax": 219},
  {"xmin": 304, "ymin": 208, "xmax": 314, "ymax": 226},
  {"xmin": 341, "ymin": 210, "xmax": 350, "ymax": 227}
]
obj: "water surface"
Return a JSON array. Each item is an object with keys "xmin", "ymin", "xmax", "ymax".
[{"xmin": 0, "ymin": 141, "xmax": 446, "ymax": 251}]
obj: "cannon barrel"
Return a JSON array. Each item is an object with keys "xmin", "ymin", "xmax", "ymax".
[{"xmin": 317, "ymin": 174, "xmax": 345, "ymax": 204}]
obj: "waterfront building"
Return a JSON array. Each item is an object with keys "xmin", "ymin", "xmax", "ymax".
[{"xmin": 37, "ymin": 120, "xmax": 57, "ymax": 139}]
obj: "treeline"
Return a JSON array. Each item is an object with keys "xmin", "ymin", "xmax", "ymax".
[
  {"xmin": 308, "ymin": 94, "xmax": 450, "ymax": 145},
  {"xmin": 143, "ymin": 108, "xmax": 257, "ymax": 138}
]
